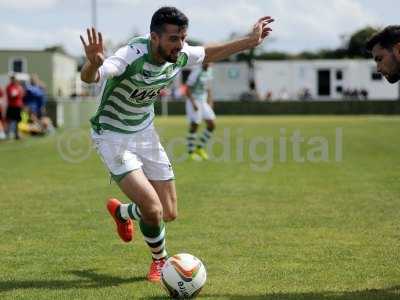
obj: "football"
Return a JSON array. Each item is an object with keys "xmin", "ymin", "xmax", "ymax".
[{"xmin": 161, "ymin": 253, "xmax": 207, "ymax": 298}]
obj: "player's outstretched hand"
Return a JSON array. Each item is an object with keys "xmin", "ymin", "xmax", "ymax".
[
  {"xmin": 250, "ymin": 16, "xmax": 274, "ymax": 46},
  {"xmin": 80, "ymin": 27, "xmax": 104, "ymax": 68}
]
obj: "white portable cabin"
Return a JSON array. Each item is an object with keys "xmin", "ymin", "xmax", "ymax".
[
  {"xmin": 254, "ymin": 59, "xmax": 399, "ymax": 100},
  {"xmin": 209, "ymin": 60, "xmax": 399, "ymax": 100}
]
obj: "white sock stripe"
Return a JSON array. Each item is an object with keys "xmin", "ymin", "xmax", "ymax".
[
  {"xmin": 119, "ymin": 204, "xmax": 130, "ymax": 220},
  {"xmin": 135, "ymin": 205, "xmax": 142, "ymax": 217},
  {"xmin": 143, "ymin": 227, "xmax": 166, "ymax": 244},
  {"xmin": 128, "ymin": 204, "xmax": 141, "ymax": 220},
  {"xmin": 152, "ymin": 249, "xmax": 167, "ymax": 260}
]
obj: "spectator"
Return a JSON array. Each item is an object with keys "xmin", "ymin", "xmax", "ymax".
[
  {"xmin": 360, "ymin": 88, "xmax": 369, "ymax": 100},
  {"xmin": 278, "ymin": 88, "xmax": 290, "ymax": 101},
  {"xmin": 0, "ymin": 86, "xmax": 6, "ymax": 140},
  {"xmin": 342, "ymin": 88, "xmax": 368, "ymax": 101},
  {"xmin": 240, "ymin": 80, "xmax": 261, "ymax": 101},
  {"xmin": 342, "ymin": 88, "xmax": 350, "ymax": 99},
  {"xmin": 21, "ymin": 74, "xmax": 54, "ymax": 136},
  {"xmin": 298, "ymin": 88, "xmax": 312, "ymax": 101},
  {"xmin": 18, "ymin": 110, "xmax": 43, "ymax": 136},
  {"xmin": 6, "ymin": 75, "xmax": 25, "ymax": 140},
  {"xmin": 264, "ymin": 90, "xmax": 273, "ymax": 101},
  {"xmin": 24, "ymin": 74, "xmax": 47, "ymax": 119}
]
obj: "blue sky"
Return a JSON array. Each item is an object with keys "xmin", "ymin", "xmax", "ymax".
[{"xmin": 0, "ymin": 0, "xmax": 398, "ymax": 56}]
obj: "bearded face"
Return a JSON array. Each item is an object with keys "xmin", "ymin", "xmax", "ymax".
[
  {"xmin": 372, "ymin": 44, "xmax": 400, "ymax": 84},
  {"xmin": 152, "ymin": 24, "xmax": 187, "ymax": 63}
]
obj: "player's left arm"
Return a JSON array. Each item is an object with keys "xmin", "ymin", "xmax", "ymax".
[
  {"xmin": 203, "ymin": 16, "xmax": 274, "ymax": 63},
  {"xmin": 207, "ymin": 88, "xmax": 213, "ymax": 108}
]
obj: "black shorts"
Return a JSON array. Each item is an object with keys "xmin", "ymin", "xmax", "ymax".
[{"xmin": 6, "ymin": 107, "xmax": 22, "ymax": 122}]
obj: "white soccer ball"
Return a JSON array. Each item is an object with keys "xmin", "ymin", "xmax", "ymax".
[{"xmin": 161, "ymin": 253, "xmax": 207, "ymax": 298}]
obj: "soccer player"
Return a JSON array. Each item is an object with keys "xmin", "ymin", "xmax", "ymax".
[
  {"xmin": 185, "ymin": 62, "xmax": 215, "ymax": 161},
  {"xmin": 366, "ymin": 25, "xmax": 400, "ymax": 83},
  {"xmin": 80, "ymin": 6, "xmax": 274, "ymax": 282}
]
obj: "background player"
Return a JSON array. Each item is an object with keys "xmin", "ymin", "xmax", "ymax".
[{"xmin": 185, "ymin": 62, "xmax": 215, "ymax": 160}]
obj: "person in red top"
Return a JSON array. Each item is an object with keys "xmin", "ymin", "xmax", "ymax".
[
  {"xmin": 0, "ymin": 86, "xmax": 6, "ymax": 140},
  {"xmin": 6, "ymin": 75, "xmax": 25, "ymax": 140}
]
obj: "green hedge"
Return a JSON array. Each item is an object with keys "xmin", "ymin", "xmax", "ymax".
[
  {"xmin": 46, "ymin": 99, "xmax": 400, "ymax": 128},
  {"xmin": 154, "ymin": 100, "xmax": 400, "ymax": 115}
]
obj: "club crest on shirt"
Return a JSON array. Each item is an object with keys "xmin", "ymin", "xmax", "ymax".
[{"xmin": 165, "ymin": 65, "xmax": 175, "ymax": 77}]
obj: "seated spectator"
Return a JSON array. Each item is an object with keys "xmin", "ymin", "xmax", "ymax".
[
  {"xmin": 360, "ymin": 89, "xmax": 369, "ymax": 100},
  {"xmin": 298, "ymin": 88, "xmax": 312, "ymax": 101},
  {"xmin": 18, "ymin": 110, "xmax": 43, "ymax": 136},
  {"xmin": 350, "ymin": 89, "xmax": 359, "ymax": 100},
  {"xmin": 18, "ymin": 109, "xmax": 55, "ymax": 136},
  {"xmin": 40, "ymin": 115, "xmax": 55, "ymax": 135}
]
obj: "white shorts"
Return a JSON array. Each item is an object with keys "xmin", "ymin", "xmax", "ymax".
[
  {"xmin": 91, "ymin": 125, "xmax": 174, "ymax": 182},
  {"xmin": 185, "ymin": 100, "xmax": 216, "ymax": 124}
]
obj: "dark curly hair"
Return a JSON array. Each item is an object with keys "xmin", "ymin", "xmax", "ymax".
[
  {"xmin": 366, "ymin": 25, "xmax": 400, "ymax": 52},
  {"xmin": 150, "ymin": 7, "xmax": 188, "ymax": 34}
]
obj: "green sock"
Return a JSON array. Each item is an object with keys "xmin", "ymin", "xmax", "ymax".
[{"xmin": 140, "ymin": 220, "xmax": 168, "ymax": 260}]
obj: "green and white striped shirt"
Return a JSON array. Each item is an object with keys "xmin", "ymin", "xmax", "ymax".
[
  {"xmin": 187, "ymin": 66, "xmax": 213, "ymax": 102},
  {"xmin": 91, "ymin": 36, "xmax": 205, "ymax": 134}
]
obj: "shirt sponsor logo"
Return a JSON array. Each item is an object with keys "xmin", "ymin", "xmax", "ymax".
[{"xmin": 129, "ymin": 87, "xmax": 163, "ymax": 104}]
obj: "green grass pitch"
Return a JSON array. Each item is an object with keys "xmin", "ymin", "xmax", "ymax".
[{"xmin": 0, "ymin": 116, "xmax": 399, "ymax": 299}]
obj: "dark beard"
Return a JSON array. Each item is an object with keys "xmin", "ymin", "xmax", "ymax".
[
  {"xmin": 386, "ymin": 72, "xmax": 400, "ymax": 84},
  {"xmin": 386, "ymin": 66, "xmax": 400, "ymax": 83},
  {"xmin": 158, "ymin": 45, "xmax": 177, "ymax": 63},
  {"xmin": 386, "ymin": 54, "xmax": 400, "ymax": 83}
]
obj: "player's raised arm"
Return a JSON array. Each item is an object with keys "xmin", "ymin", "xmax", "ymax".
[
  {"xmin": 204, "ymin": 16, "xmax": 274, "ymax": 63},
  {"xmin": 80, "ymin": 27, "xmax": 104, "ymax": 83}
]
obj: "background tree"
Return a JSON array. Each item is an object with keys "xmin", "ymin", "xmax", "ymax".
[{"xmin": 346, "ymin": 26, "xmax": 379, "ymax": 58}]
